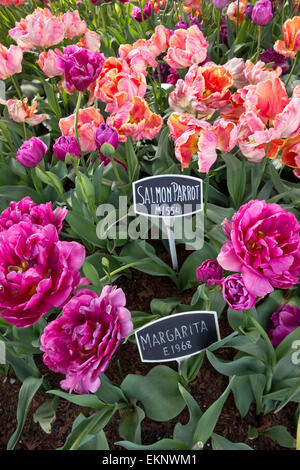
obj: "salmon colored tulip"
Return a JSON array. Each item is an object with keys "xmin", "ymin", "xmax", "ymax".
[
  {"xmin": 244, "ymin": 60, "xmax": 282, "ymax": 84},
  {"xmin": 150, "ymin": 0, "xmax": 166, "ymax": 13},
  {"xmin": 0, "ymin": 0, "xmax": 26, "ymax": 4},
  {"xmin": 106, "ymin": 95, "xmax": 163, "ymax": 143},
  {"xmin": 77, "ymin": 30, "xmax": 101, "ymax": 52},
  {"xmin": 169, "ymin": 63, "xmax": 233, "ymax": 118},
  {"xmin": 59, "ymin": 107, "xmax": 104, "ymax": 152},
  {"xmin": 164, "ymin": 25, "xmax": 209, "ymax": 69},
  {"xmin": 9, "ymin": 8, "xmax": 65, "ymax": 50},
  {"xmin": 95, "ymin": 69, "xmax": 147, "ymax": 114},
  {"xmin": 221, "ymin": 88, "xmax": 249, "ymax": 123},
  {"xmin": 62, "ymin": 10, "xmax": 87, "ymax": 40},
  {"xmin": 224, "ymin": 58, "xmax": 248, "ymax": 89},
  {"xmin": 274, "ymin": 16, "xmax": 300, "ymax": 59},
  {"xmin": 227, "ymin": 0, "xmax": 248, "ymax": 24},
  {"xmin": 37, "ymin": 48, "xmax": 63, "ymax": 77},
  {"xmin": 281, "ymin": 134, "xmax": 300, "ymax": 178},
  {"xmin": 147, "ymin": 25, "xmax": 170, "ymax": 57},
  {"xmin": 6, "ymin": 98, "xmax": 47, "ymax": 126},
  {"xmin": 168, "ymin": 112, "xmax": 237, "ymax": 172},
  {"xmin": 183, "ymin": 0, "xmax": 202, "ymax": 9},
  {"xmin": 0, "ymin": 44, "xmax": 23, "ymax": 79},
  {"xmin": 244, "ymin": 77, "xmax": 289, "ymax": 126}
]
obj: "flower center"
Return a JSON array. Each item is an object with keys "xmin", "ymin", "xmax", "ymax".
[{"xmin": 7, "ymin": 261, "xmax": 29, "ymax": 273}]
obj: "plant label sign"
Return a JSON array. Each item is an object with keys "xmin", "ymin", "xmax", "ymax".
[
  {"xmin": 132, "ymin": 174, "xmax": 203, "ymax": 218},
  {"xmin": 132, "ymin": 175, "xmax": 203, "ymax": 271},
  {"xmin": 135, "ymin": 311, "xmax": 220, "ymax": 363}
]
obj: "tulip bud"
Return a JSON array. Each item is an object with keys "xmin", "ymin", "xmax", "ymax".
[
  {"xmin": 94, "ymin": 124, "xmax": 119, "ymax": 155},
  {"xmin": 53, "ymin": 136, "xmax": 81, "ymax": 162},
  {"xmin": 16, "ymin": 137, "xmax": 47, "ymax": 168},
  {"xmin": 212, "ymin": 0, "xmax": 228, "ymax": 9}
]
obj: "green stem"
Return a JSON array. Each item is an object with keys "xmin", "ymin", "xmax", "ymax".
[
  {"xmin": 216, "ymin": 8, "xmax": 221, "ymax": 64},
  {"xmin": 109, "ymin": 154, "xmax": 126, "ymax": 195},
  {"xmin": 99, "ymin": 259, "xmax": 154, "ymax": 283},
  {"xmin": 286, "ymin": 51, "xmax": 298, "ymax": 87},
  {"xmin": 204, "ymin": 172, "xmax": 210, "ymax": 216},
  {"xmin": 255, "ymin": 25, "xmax": 262, "ymax": 62},
  {"xmin": 252, "ymin": 155, "xmax": 268, "ymax": 200},
  {"xmin": 74, "ymin": 91, "xmax": 82, "ymax": 147},
  {"xmin": 236, "ymin": 0, "xmax": 240, "ymax": 36}
]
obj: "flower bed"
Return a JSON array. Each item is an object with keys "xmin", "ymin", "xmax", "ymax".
[{"xmin": 0, "ymin": 0, "xmax": 299, "ymax": 452}]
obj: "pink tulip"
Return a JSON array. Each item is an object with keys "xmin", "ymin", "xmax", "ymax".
[
  {"xmin": 0, "ymin": 44, "xmax": 23, "ymax": 79},
  {"xmin": 6, "ymin": 98, "xmax": 47, "ymax": 126},
  {"xmin": 59, "ymin": 107, "xmax": 104, "ymax": 152},
  {"xmin": 217, "ymin": 200, "xmax": 300, "ymax": 297},
  {"xmin": 164, "ymin": 25, "xmax": 209, "ymax": 69},
  {"xmin": 37, "ymin": 49, "xmax": 63, "ymax": 78}
]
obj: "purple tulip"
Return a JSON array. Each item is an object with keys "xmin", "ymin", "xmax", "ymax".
[
  {"xmin": 196, "ymin": 259, "xmax": 223, "ymax": 286},
  {"xmin": 212, "ymin": 0, "xmax": 228, "ymax": 9},
  {"xmin": 167, "ymin": 67, "xmax": 180, "ymax": 86},
  {"xmin": 16, "ymin": 137, "xmax": 47, "ymax": 168},
  {"xmin": 175, "ymin": 15, "xmax": 201, "ymax": 30},
  {"xmin": 260, "ymin": 47, "xmax": 290, "ymax": 74},
  {"xmin": 245, "ymin": 4, "xmax": 254, "ymax": 18},
  {"xmin": 220, "ymin": 20, "xmax": 229, "ymax": 48},
  {"xmin": 251, "ymin": 0, "xmax": 273, "ymax": 26},
  {"xmin": 56, "ymin": 45, "xmax": 105, "ymax": 92},
  {"xmin": 222, "ymin": 274, "xmax": 256, "ymax": 311},
  {"xmin": 53, "ymin": 136, "xmax": 81, "ymax": 162},
  {"xmin": 268, "ymin": 305, "xmax": 300, "ymax": 347},
  {"xmin": 95, "ymin": 123, "xmax": 119, "ymax": 156},
  {"xmin": 132, "ymin": 1, "xmax": 152, "ymax": 22}
]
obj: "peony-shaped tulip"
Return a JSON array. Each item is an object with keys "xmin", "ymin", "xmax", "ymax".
[
  {"xmin": 217, "ymin": 200, "xmax": 300, "ymax": 297},
  {"xmin": 77, "ymin": 30, "xmax": 101, "ymax": 52},
  {"xmin": 0, "ymin": 223, "xmax": 85, "ymax": 327},
  {"xmin": 0, "ymin": 196, "xmax": 67, "ymax": 233},
  {"xmin": 197, "ymin": 259, "xmax": 223, "ymax": 285},
  {"xmin": 268, "ymin": 304, "xmax": 300, "ymax": 347},
  {"xmin": 16, "ymin": 137, "xmax": 47, "ymax": 168},
  {"xmin": 0, "ymin": 44, "xmax": 23, "ymax": 79},
  {"xmin": 164, "ymin": 25, "xmax": 209, "ymax": 69},
  {"xmin": 56, "ymin": 45, "xmax": 105, "ymax": 93},
  {"xmin": 40, "ymin": 286, "xmax": 133, "ymax": 393},
  {"xmin": 59, "ymin": 107, "xmax": 104, "ymax": 152},
  {"xmin": 222, "ymin": 273, "xmax": 257, "ymax": 310}
]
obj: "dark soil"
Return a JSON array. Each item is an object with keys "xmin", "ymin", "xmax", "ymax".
[{"xmin": 0, "ymin": 250, "xmax": 297, "ymax": 451}]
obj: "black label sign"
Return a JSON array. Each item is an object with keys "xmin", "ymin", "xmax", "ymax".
[
  {"xmin": 133, "ymin": 175, "xmax": 203, "ymax": 218},
  {"xmin": 135, "ymin": 311, "xmax": 220, "ymax": 363}
]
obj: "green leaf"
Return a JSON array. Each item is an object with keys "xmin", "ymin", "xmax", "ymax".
[
  {"xmin": 5, "ymin": 347, "xmax": 41, "ymax": 382},
  {"xmin": 66, "ymin": 212, "xmax": 105, "ymax": 248},
  {"xmin": 276, "ymin": 327, "xmax": 300, "ymax": 362},
  {"xmin": 206, "ymin": 350, "xmax": 266, "ymax": 376},
  {"xmin": 180, "ymin": 350, "xmax": 205, "ymax": 383},
  {"xmin": 275, "ymin": 377, "xmax": 300, "ymax": 413},
  {"xmin": 125, "ymin": 138, "xmax": 139, "ymax": 185},
  {"xmin": 58, "ymin": 405, "xmax": 117, "ymax": 450},
  {"xmin": 82, "ymin": 261, "xmax": 102, "ymax": 289},
  {"xmin": 173, "ymin": 384, "xmax": 203, "ymax": 447},
  {"xmin": 150, "ymin": 298, "xmax": 181, "ymax": 317},
  {"xmin": 211, "ymin": 433, "xmax": 253, "ymax": 450},
  {"xmin": 121, "ymin": 365, "xmax": 185, "ymax": 422},
  {"xmin": 33, "ymin": 397, "xmax": 58, "ymax": 434},
  {"xmin": 47, "ymin": 389, "xmax": 106, "ymax": 410},
  {"xmin": 96, "ymin": 374, "xmax": 128, "ymax": 404},
  {"xmin": 223, "ymin": 154, "xmax": 246, "ymax": 207},
  {"xmin": 192, "ymin": 376, "xmax": 236, "ymax": 447},
  {"xmin": 260, "ymin": 425, "xmax": 295, "ymax": 448},
  {"xmin": 35, "ymin": 167, "xmax": 63, "ymax": 196},
  {"xmin": 117, "ymin": 439, "xmax": 190, "ymax": 450},
  {"xmin": 231, "ymin": 376, "xmax": 254, "ymax": 418},
  {"xmin": 7, "ymin": 376, "xmax": 43, "ymax": 450},
  {"xmin": 118, "ymin": 404, "xmax": 145, "ymax": 445},
  {"xmin": 42, "ymin": 80, "xmax": 62, "ymax": 118}
]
